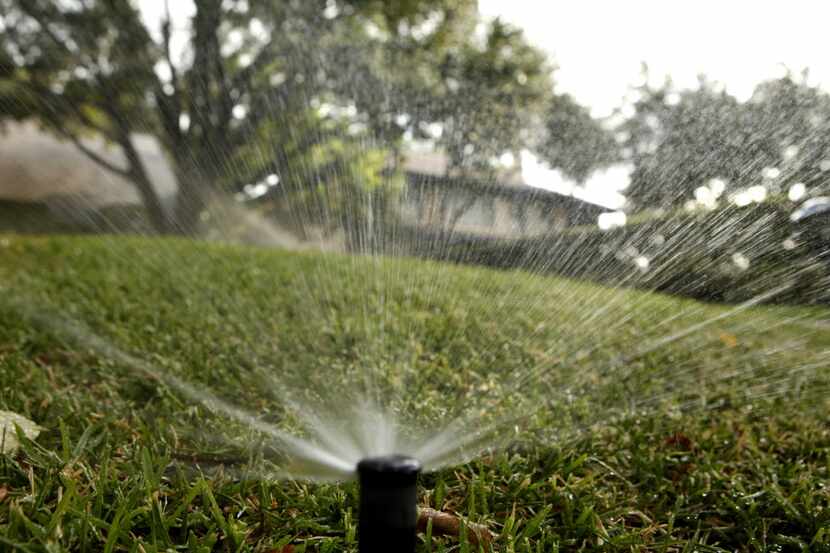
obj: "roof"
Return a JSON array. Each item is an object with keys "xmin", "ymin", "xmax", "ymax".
[
  {"xmin": 401, "ymin": 150, "xmax": 609, "ymax": 214},
  {"xmin": 405, "ymin": 171, "xmax": 609, "ymax": 216}
]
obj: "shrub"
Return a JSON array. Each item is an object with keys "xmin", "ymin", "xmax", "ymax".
[{"xmin": 409, "ymin": 203, "xmax": 830, "ymax": 305}]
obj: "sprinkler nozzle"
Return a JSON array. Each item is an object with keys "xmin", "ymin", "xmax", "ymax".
[{"xmin": 357, "ymin": 455, "xmax": 421, "ymax": 553}]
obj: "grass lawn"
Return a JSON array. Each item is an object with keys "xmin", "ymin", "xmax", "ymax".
[{"xmin": 0, "ymin": 235, "xmax": 828, "ymax": 552}]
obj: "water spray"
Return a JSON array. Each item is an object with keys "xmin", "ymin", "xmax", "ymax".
[{"xmin": 357, "ymin": 455, "xmax": 421, "ymax": 553}]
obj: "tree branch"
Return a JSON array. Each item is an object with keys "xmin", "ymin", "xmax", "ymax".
[
  {"xmin": 17, "ymin": 3, "xmax": 92, "ymax": 70},
  {"xmin": 15, "ymin": 76, "xmax": 120, "ymax": 141},
  {"xmin": 1, "ymin": 3, "xmax": 129, "ymax": 178},
  {"xmin": 153, "ymin": 0, "xmax": 184, "ymax": 147},
  {"xmin": 51, "ymin": 122, "xmax": 132, "ymax": 178},
  {"xmin": 35, "ymin": 97, "xmax": 132, "ymax": 178},
  {"xmin": 160, "ymin": 0, "xmax": 182, "ymax": 108}
]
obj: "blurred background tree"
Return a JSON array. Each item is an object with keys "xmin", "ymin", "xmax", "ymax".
[
  {"xmin": 428, "ymin": 18, "xmax": 553, "ymax": 177},
  {"xmin": 0, "ymin": 0, "xmax": 171, "ymax": 231},
  {"xmin": 745, "ymin": 73, "xmax": 830, "ymax": 196},
  {"xmin": 0, "ymin": 0, "xmax": 575, "ymax": 237},
  {"xmin": 535, "ymin": 93, "xmax": 620, "ymax": 184},
  {"xmin": 0, "ymin": 0, "xmax": 484, "ymax": 234},
  {"xmin": 619, "ymin": 76, "xmax": 746, "ymax": 208},
  {"xmin": 618, "ymin": 69, "xmax": 830, "ymax": 211}
]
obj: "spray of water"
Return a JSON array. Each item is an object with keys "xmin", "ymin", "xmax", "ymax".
[{"xmin": 0, "ymin": 0, "xmax": 828, "ymax": 483}]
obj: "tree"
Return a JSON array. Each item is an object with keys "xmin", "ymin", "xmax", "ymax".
[
  {"xmin": 619, "ymin": 76, "xmax": 749, "ymax": 208},
  {"xmin": 0, "ymin": 0, "xmax": 172, "ymax": 231},
  {"xmin": 313, "ymin": 0, "xmax": 479, "ymax": 150},
  {"xmin": 0, "ymin": 0, "xmax": 567, "ymax": 240},
  {"xmin": 430, "ymin": 18, "xmax": 553, "ymax": 177},
  {"xmin": 535, "ymin": 93, "xmax": 619, "ymax": 184},
  {"xmin": 744, "ymin": 73, "xmax": 830, "ymax": 196},
  {"xmin": 230, "ymin": 0, "xmax": 484, "ymax": 244},
  {"xmin": 0, "ymin": 0, "xmax": 463, "ymax": 234},
  {"xmin": 337, "ymin": 15, "xmax": 556, "ymax": 236},
  {"xmin": 618, "ymin": 68, "xmax": 830, "ymax": 210}
]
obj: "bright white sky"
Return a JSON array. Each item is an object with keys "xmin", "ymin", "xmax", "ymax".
[
  {"xmin": 478, "ymin": 0, "xmax": 830, "ymax": 208},
  {"xmin": 478, "ymin": 0, "xmax": 830, "ymax": 117}
]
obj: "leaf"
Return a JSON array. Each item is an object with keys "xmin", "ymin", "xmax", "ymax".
[{"xmin": 0, "ymin": 410, "xmax": 43, "ymax": 455}]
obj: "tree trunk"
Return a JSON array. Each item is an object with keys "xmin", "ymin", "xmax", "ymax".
[
  {"xmin": 170, "ymin": 158, "xmax": 209, "ymax": 236},
  {"xmin": 119, "ymin": 134, "xmax": 172, "ymax": 235}
]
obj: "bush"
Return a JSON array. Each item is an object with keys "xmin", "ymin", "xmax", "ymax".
[{"xmin": 410, "ymin": 203, "xmax": 830, "ymax": 305}]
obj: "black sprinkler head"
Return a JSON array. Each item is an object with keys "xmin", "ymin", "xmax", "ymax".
[{"xmin": 357, "ymin": 455, "xmax": 421, "ymax": 553}]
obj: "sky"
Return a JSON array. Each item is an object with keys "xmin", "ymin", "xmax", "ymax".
[
  {"xmin": 476, "ymin": 0, "xmax": 830, "ymax": 208},
  {"xmin": 478, "ymin": 0, "xmax": 830, "ymax": 117}
]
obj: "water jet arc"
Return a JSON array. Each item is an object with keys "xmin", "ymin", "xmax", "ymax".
[{"xmin": 357, "ymin": 455, "xmax": 421, "ymax": 553}]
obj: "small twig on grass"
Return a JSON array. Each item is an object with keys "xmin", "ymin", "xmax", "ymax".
[{"xmin": 417, "ymin": 507, "xmax": 495, "ymax": 546}]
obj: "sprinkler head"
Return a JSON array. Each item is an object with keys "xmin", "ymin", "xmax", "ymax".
[{"xmin": 357, "ymin": 455, "xmax": 421, "ymax": 553}]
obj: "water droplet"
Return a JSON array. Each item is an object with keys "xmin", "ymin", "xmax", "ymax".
[
  {"xmin": 270, "ymin": 72, "xmax": 286, "ymax": 87},
  {"xmin": 783, "ymin": 145, "xmax": 799, "ymax": 160},
  {"xmin": 323, "ymin": 0, "xmax": 339, "ymax": 19},
  {"xmin": 597, "ymin": 211, "xmax": 627, "ymax": 230},
  {"xmin": 499, "ymin": 152, "xmax": 515, "ymax": 167},
  {"xmin": 748, "ymin": 185, "xmax": 767, "ymax": 203},
  {"xmin": 761, "ymin": 167, "xmax": 780, "ymax": 179},
  {"xmin": 665, "ymin": 92, "xmax": 681, "ymax": 106},
  {"xmin": 243, "ymin": 183, "xmax": 268, "ymax": 199},
  {"xmin": 238, "ymin": 53, "xmax": 253, "ymax": 68},
  {"xmin": 732, "ymin": 253, "xmax": 750, "ymax": 270},
  {"xmin": 179, "ymin": 113, "xmax": 191, "ymax": 132},
  {"xmin": 232, "ymin": 104, "xmax": 248, "ymax": 119},
  {"xmin": 788, "ymin": 182, "xmax": 806, "ymax": 201},
  {"xmin": 708, "ymin": 178, "xmax": 727, "ymax": 197}
]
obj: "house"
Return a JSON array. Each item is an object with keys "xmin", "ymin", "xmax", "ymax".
[
  {"xmin": 398, "ymin": 151, "xmax": 609, "ymax": 239},
  {"xmin": 0, "ymin": 122, "xmax": 609, "ymax": 241}
]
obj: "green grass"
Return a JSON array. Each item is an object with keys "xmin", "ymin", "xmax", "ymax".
[{"xmin": 0, "ymin": 235, "xmax": 828, "ymax": 552}]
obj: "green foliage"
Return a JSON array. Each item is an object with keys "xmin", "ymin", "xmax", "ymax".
[
  {"xmin": 435, "ymin": 202, "xmax": 830, "ymax": 305},
  {"xmin": 0, "ymin": 0, "xmax": 155, "ymax": 131},
  {"xmin": 431, "ymin": 19, "xmax": 553, "ymax": 175},
  {"xmin": 0, "ymin": 0, "xmax": 181, "ymax": 232},
  {"xmin": 620, "ymin": 70, "xmax": 830, "ymax": 208},
  {"xmin": 536, "ymin": 93, "xmax": 620, "ymax": 183},
  {"xmin": 306, "ymin": 5, "xmax": 555, "ymax": 177},
  {"xmin": 230, "ymin": 103, "xmax": 399, "ymax": 242}
]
